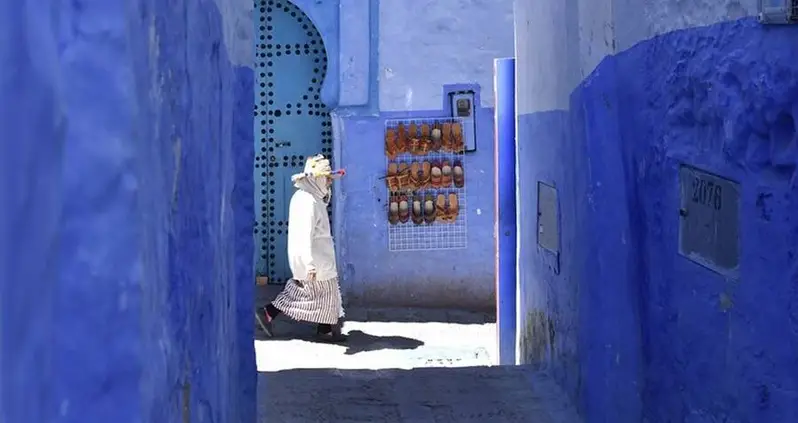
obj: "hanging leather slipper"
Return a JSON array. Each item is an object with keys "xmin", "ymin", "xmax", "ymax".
[
  {"xmin": 419, "ymin": 161, "xmax": 432, "ymax": 189},
  {"xmin": 397, "ymin": 163, "xmax": 411, "ymax": 190},
  {"xmin": 385, "ymin": 162, "xmax": 400, "ymax": 192},
  {"xmin": 385, "ymin": 128, "xmax": 398, "ymax": 159},
  {"xmin": 441, "ymin": 160, "xmax": 453, "ymax": 187},
  {"xmin": 388, "ymin": 195, "xmax": 400, "ymax": 225},
  {"xmin": 441, "ymin": 122, "xmax": 453, "ymax": 152},
  {"xmin": 409, "ymin": 161, "xmax": 421, "ymax": 190},
  {"xmin": 396, "ymin": 123, "xmax": 408, "ymax": 155},
  {"xmin": 435, "ymin": 194, "xmax": 447, "ymax": 223},
  {"xmin": 430, "ymin": 161, "xmax": 443, "ymax": 188},
  {"xmin": 430, "ymin": 125, "xmax": 443, "ymax": 151},
  {"xmin": 451, "ymin": 122, "xmax": 465, "ymax": 153},
  {"xmin": 412, "ymin": 194, "xmax": 424, "ymax": 225},
  {"xmin": 453, "ymin": 160, "xmax": 465, "ymax": 188},
  {"xmin": 420, "ymin": 123, "xmax": 431, "ymax": 140},
  {"xmin": 423, "ymin": 194, "xmax": 436, "ymax": 224},
  {"xmin": 446, "ymin": 192, "xmax": 459, "ymax": 222},
  {"xmin": 398, "ymin": 195, "xmax": 410, "ymax": 223}
]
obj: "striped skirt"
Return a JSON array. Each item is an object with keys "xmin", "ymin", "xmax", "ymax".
[{"xmin": 272, "ymin": 277, "xmax": 345, "ymax": 325}]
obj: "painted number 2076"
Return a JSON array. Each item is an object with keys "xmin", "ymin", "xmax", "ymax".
[{"xmin": 691, "ymin": 176, "xmax": 722, "ymax": 211}]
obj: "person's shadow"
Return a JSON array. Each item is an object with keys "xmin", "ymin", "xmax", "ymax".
[
  {"xmin": 333, "ymin": 330, "xmax": 424, "ymax": 355},
  {"xmin": 256, "ymin": 317, "xmax": 425, "ymax": 355}
]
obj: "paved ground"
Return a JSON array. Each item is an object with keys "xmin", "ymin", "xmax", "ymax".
[
  {"xmin": 255, "ymin": 308, "xmax": 496, "ymax": 371},
  {"xmin": 259, "ymin": 366, "xmax": 582, "ymax": 422},
  {"xmin": 254, "ymin": 305, "xmax": 582, "ymax": 423}
]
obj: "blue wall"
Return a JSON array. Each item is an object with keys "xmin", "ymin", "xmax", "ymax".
[
  {"xmin": 0, "ymin": 1, "xmax": 61, "ymax": 421},
  {"xmin": 515, "ymin": 0, "xmax": 798, "ymax": 421},
  {"xmin": 230, "ymin": 0, "xmax": 514, "ymax": 309},
  {"xmin": 272, "ymin": 0, "xmax": 515, "ymax": 309},
  {"xmin": 330, "ymin": 0, "xmax": 514, "ymax": 309},
  {"xmin": 0, "ymin": 0, "xmax": 255, "ymax": 422},
  {"xmin": 334, "ymin": 101, "xmax": 500, "ymax": 309}
]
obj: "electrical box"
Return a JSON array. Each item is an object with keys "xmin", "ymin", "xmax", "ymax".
[
  {"xmin": 678, "ymin": 165, "xmax": 740, "ymax": 277},
  {"xmin": 449, "ymin": 91, "xmax": 477, "ymax": 152},
  {"xmin": 758, "ymin": 0, "xmax": 798, "ymax": 24},
  {"xmin": 537, "ymin": 182, "xmax": 560, "ymax": 253}
]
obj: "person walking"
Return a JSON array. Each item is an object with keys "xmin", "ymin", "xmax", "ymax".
[{"xmin": 256, "ymin": 154, "xmax": 347, "ymax": 343}]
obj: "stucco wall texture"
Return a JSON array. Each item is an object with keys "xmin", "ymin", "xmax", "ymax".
[
  {"xmin": 515, "ymin": 0, "xmax": 798, "ymax": 422},
  {"xmin": 238, "ymin": 0, "xmax": 514, "ymax": 309},
  {"xmin": 325, "ymin": 0, "xmax": 515, "ymax": 309},
  {"xmin": 1, "ymin": 1, "xmax": 256, "ymax": 422},
  {"xmin": 2, "ymin": 0, "xmax": 513, "ymax": 420},
  {"xmin": 6, "ymin": 0, "xmax": 796, "ymax": 422}
]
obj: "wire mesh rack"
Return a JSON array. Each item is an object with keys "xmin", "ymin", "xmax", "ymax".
[{"xmin": 384, "ymin": 117, "xmax": 468, "ymax": 252}]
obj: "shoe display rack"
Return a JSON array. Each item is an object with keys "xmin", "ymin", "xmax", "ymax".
[{"xmin": 383, "ymin": 117, "xmax": 468, "ymax": 252}]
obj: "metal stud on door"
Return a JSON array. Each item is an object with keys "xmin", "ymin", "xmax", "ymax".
[{"xmin": 254, "ymin": 0, "xmax": 332, "ymax": 284}]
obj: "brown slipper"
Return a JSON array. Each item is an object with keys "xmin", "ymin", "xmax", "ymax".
[
  {"xmin": 420, "ymin": 123, "xmax": 431, "ymax": 140},
  {"xmin": 408, "ymin": 122, "xmax": 418, "ymax": 140},
  {"xmin": 409, "ymin": 137, "xmax": 431, "ymax": 156},
  {"xmin": 423, "ymin": 194, "xmax": 436, "ymax": 224},
  {"xmin": 398, "ymin": 195, "xmax": 410, "ymax": 223},
  {"xmin": 430, "ymin": 125, "xmax": 443, "ymax": 151},
  {"xmin": 441, "ymin": 160, "xmax": 453, "ymax": 187},
  {"xmin": 441, "ymin": 122, "xmax": 453, "ymax": 152},
  {"xmin": 453, "ymin": 160, "xmax": 465, "ymax": 188},
  {"xmin": 389, "ymin": 195, "xmax": 400, "ymax": 224},
  {"xmin": 435, "ymin": 194, "xmax": 447, "ymax": 222},
  {"xmin": 408, "ymin": 123, "xmax": 426, "ymax": 156},
  {"xmin": 430, "ymin": 161, "xmax": 442, "ymax": 188},
  {"xmin": 385, "ymin": 162, "xmax": 400, "ymax": 192},
  {"xmin": 396, "ymin": 123, "xmax": 408, "ymax": 154},
  {"xmin": 408, "ymin": 137, "xmax": 420, "ymax": 156},
  {"xmin": 419, "ymin": 161, "xmax": 432, "ymax": 189},
  {"xmin": 385, "ymin": 128, "xmax": 398, "ymax": 159},
  {"xmin": 409, "ymin": 161, "xmax": 421, "ymax": 190},
  {"xmin": 397, "ymin": 163, "xmax": 411, "ymax": 190},
  {"xmin": 451, "ymin": 122, "xmax": 464, "ymax": 153},
  {"xmin": 446, "ymin": 192, "xmax": 459, "ymax": 222},
  {"xmin": 411, "ymin": 194, "xmax": 424, "ymax": 225},
  {"xmin": 419, "ymin": 138, "xmax": 432, "ymax": 155}
]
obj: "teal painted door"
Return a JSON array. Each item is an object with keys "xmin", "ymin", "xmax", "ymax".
[{"xmin": 254, "ymin": 0, "xmax": 332, "ymax": 283}]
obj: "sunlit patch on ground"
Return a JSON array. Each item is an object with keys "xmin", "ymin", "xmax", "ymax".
[{"xmin": 255, "ymin": 308, "xmax": 495, "ymax": 372}]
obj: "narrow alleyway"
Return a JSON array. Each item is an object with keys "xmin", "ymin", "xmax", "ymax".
[{"xmin": 254, "ymin": 304, "xmax": 581, "ymax": 423}]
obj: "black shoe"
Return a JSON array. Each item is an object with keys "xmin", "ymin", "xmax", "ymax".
[
  {"xmin": 315, "ymin": 325, "xmax": 347, "ymax": 343},
  {"xmin": 255, "ymin": 307, "xmax": 274, "ymax": 337}
]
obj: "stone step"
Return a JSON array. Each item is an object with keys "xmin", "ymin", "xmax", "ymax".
[{"xmin": 259, "ymin": 365, "xmax": 582, "ymax": 423}]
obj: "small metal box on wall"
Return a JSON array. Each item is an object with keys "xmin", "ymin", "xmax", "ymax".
[
  {"xmin": 536, "ymin": 181, "xmax": 561, "ymax": 274},
  {"xmin": 537, "ymin": 182, "xmax": 560, "ymax": 254},
  {"xmin": 758, "ymin": 0, "xmax": 798, "ymax": 24},
  {"xmin": 678, "ymin": 164, "xmax": 741, "ymax": 277},
  {"xmin": 449, "ymin": 91, "xmax": 477, "ymax": 152}
]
